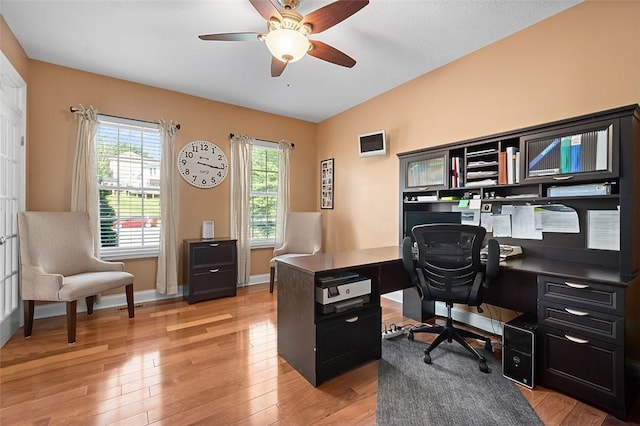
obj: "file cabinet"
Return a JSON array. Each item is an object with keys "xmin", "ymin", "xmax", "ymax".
[
  {"xmin": 183, "ymin": 238, "xmax": 237, "ymax": 304},
  {"xmin": 537, "ymin": 274, "xmax": 629, "ymax": 419}
]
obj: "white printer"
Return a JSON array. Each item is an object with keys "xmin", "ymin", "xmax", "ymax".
[{"xmin": 315, "ymin": 271, "xmax": 371, "ymax": 314}]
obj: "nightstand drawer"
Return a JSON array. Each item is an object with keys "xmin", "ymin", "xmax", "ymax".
[
  {"xmin": 537, "ymin": 275, "xmax": 624, "ymax": 315},
  {"xmin": 538, "ymin": 300, "xmax": 623, "ymax": 345},
  {"xmin": 189, "ymin": 268, "xmax": 237, "ymax": 302},
  {"xmin": 192, "ymin": 241, "xmax": 236, "ymax": 267}
]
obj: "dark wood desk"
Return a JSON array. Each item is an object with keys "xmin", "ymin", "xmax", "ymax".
[
  {"xmin": 276, "ymin": 246, "xmax": 409, "ymax": 387},
  {"xmin": 276, "ymin": 246, "xmax": 639, "ymax": 418}
]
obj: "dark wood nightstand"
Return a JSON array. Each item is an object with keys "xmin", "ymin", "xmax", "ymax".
[{"xmin": 183, "ymin": 238, "xmax": 237, "ymax": 304}]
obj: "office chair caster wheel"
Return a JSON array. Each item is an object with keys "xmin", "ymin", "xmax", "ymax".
[
  {"xmin": 407, "ymin": 332, "xmax": 414, "ymax": 341},
  {"xmin": 423, "ymin": 351, "xmax": 432, "ymax": 364},
  {"xmin": 485, "ymin": 340, "xmax": 492, "ymax": 352},
  {"xmin": 479, "ymin": 357, "xmax": 489, "ymax": 373}
]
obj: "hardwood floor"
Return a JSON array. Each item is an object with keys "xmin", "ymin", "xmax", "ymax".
[{"xmin": 1, "ymin": 284, "xmax": 638, "ymax": 425}]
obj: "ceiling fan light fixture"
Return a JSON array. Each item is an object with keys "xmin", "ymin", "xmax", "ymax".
[{"xmin": 265, "ymin": 28, "xmax": 309, "ymax": 63}]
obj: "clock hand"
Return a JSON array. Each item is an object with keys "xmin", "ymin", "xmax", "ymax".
[{"xmin": 197, "ymin": 161, "xmax": 225, "ymax": 170}]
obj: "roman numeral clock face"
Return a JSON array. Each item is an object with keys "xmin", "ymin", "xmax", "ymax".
[{"xmin": 177, "ymin": 140, "xmax": 228, "ymax": 188}]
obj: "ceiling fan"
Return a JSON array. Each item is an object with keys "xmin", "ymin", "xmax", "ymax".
[{"xmin": 199, "ymin": 0, "xmax": 369, "ymax": 77}]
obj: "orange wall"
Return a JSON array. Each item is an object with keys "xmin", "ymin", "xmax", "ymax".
[
  {"xmin": 2, "ymin": 0, "xmax": 639, "ymax": 297},
  {"xmin": 317, "ymin": 0, "xmax": 640, "ymax": 252},
  {"xmin": 24, "ymin": 61, "xmax": 317, "ymax": 291}
]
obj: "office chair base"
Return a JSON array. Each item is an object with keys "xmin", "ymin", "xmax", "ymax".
[{"xmin": 419, "ymin": 321, "xmax": 492, "ymax": 373}]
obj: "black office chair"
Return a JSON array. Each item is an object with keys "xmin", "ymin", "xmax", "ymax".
[{"xmin": 401, "ymin": 224, "xmax": 500, "ymax": 373}]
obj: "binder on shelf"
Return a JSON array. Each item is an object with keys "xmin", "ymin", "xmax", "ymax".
[
  {"xmin": 547, "ymin": 182, "xmax": 612, "ymax": 197},
  {"xmin": 506, "ymin": 146, "xmax": 518, "ymax": 184},
  {"xmin": 596, "ymin": 129, "xmax": 608, "ymax": 171},
  {"xmin": 528, "ymin": 138, "xmax": 560, "ymax": 170},
  {"xmin": 498, "ymin": 151, "xmax": 507, "ymax": 185},
  {"xmin": 515, "ymin": 151, "xmax": 521, "ymax": 183},
  {"xmin": 451, "ymin": 157, "xmax": 460, "ymax": 188},
  {"xmin": 560, "ymin": 136, "xmax": 572, "ymax": 173},
  {"xmin": 570, "ymin": 135, "xmax": 582, "ymax": 172}
]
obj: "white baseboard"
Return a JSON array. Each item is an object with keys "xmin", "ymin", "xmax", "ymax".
[
  {"xmin": 34, "ymin": 286, "xmax": 187, "ymax": 319},
  {"xmin": 33, "ymin": 275, "xmax": 273, "ymax": 320},
  {"xmin": 382, "ymin": 291, "xmax": 504, "ymax": 336},
  {"xmin": 246, "ymin": 274, "xmax": 270, "ymax": 287}
]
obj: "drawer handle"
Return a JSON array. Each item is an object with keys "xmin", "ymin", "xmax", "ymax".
[
  {"xmin": 552, "ymin": 175, "xmax": 574, "ymax": 181},
  {"xmin": 564, "ymin": 308, "xmax": 589, "ymax": 316},
  {"xmin": 345, "ymin": 316, "xmax": 359, "ymax": 323},
  {"xmin": 209, "ymin": 243, "xmax": 219, "ymax": 247},
  {"xmin": 209, "ymin": 269, "xmax": 220, "ymax": 273},
  {"xmin": 565, "ymin": 334, "xmax": 589, "ymax": 344},
  {"xmin": 565, "ymin": 282, "xmax": 589, "ymax": 289}
]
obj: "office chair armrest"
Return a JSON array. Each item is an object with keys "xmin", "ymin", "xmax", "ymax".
[
  {"xmin": 468, "ymin": 273, "xmax": 484, "ymax": 306},
  {"xmin": 415, "ymin": 268, "xmax": 429, "ymax": 300},
  {"xmin": 485, "ymin": 239, "xmax": 500, "ymax": 280},
  {"xmin": 20, "ymin": 264, "xmax": 64, "ymax": 301}
]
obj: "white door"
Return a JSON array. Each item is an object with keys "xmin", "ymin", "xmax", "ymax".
[{"xmin": 0, "ymin": 52, "xmax": 26, "ymax": 347}]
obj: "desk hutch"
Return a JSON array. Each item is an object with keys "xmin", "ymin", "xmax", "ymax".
[{"xmin": 397, "ymin": 104, "xmax": 640, "ymax": 419}]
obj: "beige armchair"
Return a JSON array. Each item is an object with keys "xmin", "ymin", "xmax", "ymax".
[
  {"xmin": 269, "ymin": 212, "xmax": 322, "ymax": 293},
  {"xmin": 18, "ymin": 211, "xmax": 135, "ymax": 343}
]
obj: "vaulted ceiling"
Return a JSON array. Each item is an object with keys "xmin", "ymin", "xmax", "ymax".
[{"xmin": 2, "ymin": 0, "xmax": 581, "ymax": 122}]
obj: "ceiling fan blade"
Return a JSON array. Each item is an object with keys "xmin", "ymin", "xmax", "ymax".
[
  {"xmin": 249, "ymin": 0, "xmax": 282, "ymax": 22},
  {"xmin": 301, "ymin": 0, "xmax": 369, "ymax": 34},
  {"xmin": 199, "ymin": 32, "xmax": 262, "ymax": 42},
  {"xmin": 271, "ymin": 57, "xmax": 288, "ymax": 77},
  {"xmin": 308, "ymin": 40, "xmax": 356, "ymax": 68}
]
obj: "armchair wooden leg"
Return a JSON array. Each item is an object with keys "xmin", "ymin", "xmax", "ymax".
[
  {"xmin": 66, "ymin": 300, "xmax": 77, "ymax": 344},
  {"xmin": 85, "ymin": 295, "xmax": 95, "ymax": 315},
  {"xmin": 125, "ymin": 283, "xmax": 135, "ymax": 319},
  {"xmin": 24, "ymin": 300, "xmax": 34, "ymax": 338},
  {"xmin": 269, "ymin": 267, "xmax": 276, "ymax": 293}
]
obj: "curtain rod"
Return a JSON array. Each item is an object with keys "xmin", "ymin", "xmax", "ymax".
[
  {"xmin": 229, "ymin": 133, "xmax": 294, "ymax": 148},
  {"xmin": 69, "ymin": 106, "xmax": 181, "ymax": 130}
]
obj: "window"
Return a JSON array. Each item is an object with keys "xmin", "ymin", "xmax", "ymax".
[
  {"xmin": 96, "ymin": 116, "xmax": 161, "ymax": 259},
  {"xmin": 250, "ymin": 141, "xmax": 279, "ymax": 247}
]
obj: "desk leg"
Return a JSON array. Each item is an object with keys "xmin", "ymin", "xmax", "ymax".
[{"xmin": 402, "ymin": 287, "xmax": 435, "ymax": 322}]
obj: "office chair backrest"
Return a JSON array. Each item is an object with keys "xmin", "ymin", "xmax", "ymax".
[{"xmin": 412, "ymin": 223, "xmax": 487, "ymax": 305}]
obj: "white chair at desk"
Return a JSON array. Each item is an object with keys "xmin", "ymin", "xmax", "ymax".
[{"xmin": 269, "ymin": 212, "xmax": 322, "ymax": 293}]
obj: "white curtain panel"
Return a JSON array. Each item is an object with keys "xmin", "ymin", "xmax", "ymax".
[
  {"xmin": 230, "ymin": 134, "xmax": 253, "ymax": 284},
  {"xmin": 275, "ymin": 141, "xmax": 293, "ymax": 249},
  {"xmin": 70, "ymin": 105, "xmax": 100, "ymax": 255},
  {"xmin": 156, "ymin": 120, "xmax": 180, "ymax": 295}
]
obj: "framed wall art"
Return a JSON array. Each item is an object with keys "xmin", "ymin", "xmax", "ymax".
[{"xmin": 320, "ymin": 158, "xmax": 334, "ymax": 209}]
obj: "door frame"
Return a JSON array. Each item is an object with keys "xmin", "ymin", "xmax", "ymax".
[{"xmin": 0, "ymin": 51, "xmax": 27, "ymax": 347}]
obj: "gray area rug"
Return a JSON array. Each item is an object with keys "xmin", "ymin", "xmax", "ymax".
[{"xmin": 376, "ymin": 337, "xmax": 543, "ymax": 426}]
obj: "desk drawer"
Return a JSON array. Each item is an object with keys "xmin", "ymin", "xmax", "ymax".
[
  {"xmin": 538, "ymin": 300, "xmax": 623, "ymax": 345},
  {"xmin": 316, "ymin": 306, "xmax": 380, "ymax": 383},
  {"xmin": 537, "ymin": 275, "xmax": 624, "ymax": 316},
  {"xmin": 539, "ymin": 325, "xmax": 626, "ymax": 419}
]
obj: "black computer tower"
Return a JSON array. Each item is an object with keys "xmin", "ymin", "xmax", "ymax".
[{"xmin": 502, "ymin": 313, "xmax": 537, "ymax": 389}]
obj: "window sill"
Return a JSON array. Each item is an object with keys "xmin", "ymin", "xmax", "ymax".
[
  {"xmin": 100, "ymin": 247, "xmax": 159, "ymax": 261},
  {"xmin": 251, "ymin": 241, "xmax": 275, "ymax": 250}
]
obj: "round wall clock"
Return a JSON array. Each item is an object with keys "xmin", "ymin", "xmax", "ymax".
[{"xmin": 177, "ymin": 140, "xmax": 228, "ymax": 188}]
